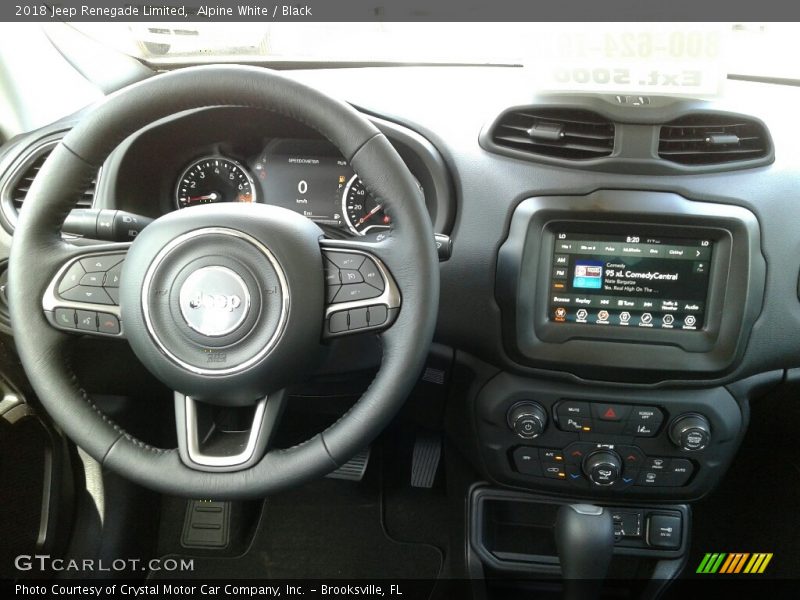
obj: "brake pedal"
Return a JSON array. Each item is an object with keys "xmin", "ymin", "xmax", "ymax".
[
  {"xmin": 326, "ymin": 447, "xmax": 371, "ymax": 481},
  {"xmin": 411, "ymin": 432, "xmax": 442, "ymax": 488}
]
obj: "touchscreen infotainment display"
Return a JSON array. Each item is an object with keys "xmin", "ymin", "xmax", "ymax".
[{"xmin": 548, "ymin": 232, "xmax": 713, "ymax": 330}]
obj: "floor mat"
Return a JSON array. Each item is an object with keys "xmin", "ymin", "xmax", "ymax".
[{"xmin": 151, "ymin": 466, "xmax": 443, "ymax": 580}]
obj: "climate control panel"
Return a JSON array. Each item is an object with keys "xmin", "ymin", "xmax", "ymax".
[
  {"xmin": 473, "ymin": 373, "xmax": 743, "ymax": 500},
  {"xmin": 511, "ymin": 442, "xmax": 695, "ymax": 490}
]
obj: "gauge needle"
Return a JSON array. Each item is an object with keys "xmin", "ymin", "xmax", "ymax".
[
  {"xmin": 357, "ymin": 203, "xmax": 384, "ymax": 226},
  {"xmin": 186, "ymin": 192, "xmax": 219, "ymax": 203}
]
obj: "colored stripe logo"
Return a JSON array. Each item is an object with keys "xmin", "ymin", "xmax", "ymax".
[{"xmin": 696, "ymin": 552, "xmax": 773, "ymax": 574}]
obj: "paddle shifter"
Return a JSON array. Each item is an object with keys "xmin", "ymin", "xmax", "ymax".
[{"xmin": 555, "ymin": 504, "xmax": 614, "ymax": 600}]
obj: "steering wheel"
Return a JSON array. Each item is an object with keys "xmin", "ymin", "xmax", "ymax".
[{"xmin": 7, "ymin": 65, "xmax": 438, "ymax": 499}]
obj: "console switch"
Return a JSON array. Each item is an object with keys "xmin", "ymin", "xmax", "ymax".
[{"xmin": 647, "ymin": 514, "xmax": 682, "ymax": 549}]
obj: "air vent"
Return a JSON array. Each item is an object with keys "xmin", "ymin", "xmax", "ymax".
[
  {"xmin": 658, "ymin": 114, "xmax": 770, "ymax": 166},
  {"xmin": 9, "ymin": 147, "xmax": 96, "ymax": 213},
  {"xmin": 490, "ymin": 108, "xmax": 615, "ymax": 160}
]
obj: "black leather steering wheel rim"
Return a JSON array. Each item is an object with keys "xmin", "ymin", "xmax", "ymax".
[{"xmin": 8, "ymin": 65, "xmax": 438, "ymax": 498}]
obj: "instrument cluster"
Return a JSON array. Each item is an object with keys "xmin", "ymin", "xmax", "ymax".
[{"xmin": 174, "ymin": 139, "xmax": 405, "ymax": 236}]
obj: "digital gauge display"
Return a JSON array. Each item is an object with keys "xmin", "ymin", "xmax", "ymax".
[{"xmin": 255, "ymin": 153, "xmax": 347, "ymax": 226}]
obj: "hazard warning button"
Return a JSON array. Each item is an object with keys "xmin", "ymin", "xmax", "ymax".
[{"xmin": 591, "ymin": 403, "xmax": 632, "ymax": 422}]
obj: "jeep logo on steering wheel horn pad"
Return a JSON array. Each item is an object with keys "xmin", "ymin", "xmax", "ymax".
[{"xmin": 178, "ymin": 266, "xmax": 251, "ymax": 337}]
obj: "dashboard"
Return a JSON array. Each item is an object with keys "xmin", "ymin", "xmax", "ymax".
[
  {"xmin": 2, "ymin": 65, "xmax": 800, "ymax": 511},
  {"xmin": 99, "ymin": 106, "xmax": 450, "ymax": 240}
]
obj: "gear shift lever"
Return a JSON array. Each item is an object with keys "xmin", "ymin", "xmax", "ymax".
[{"xmin": 555, "ymin": 504, "xmax": 614, "ymax": 600}]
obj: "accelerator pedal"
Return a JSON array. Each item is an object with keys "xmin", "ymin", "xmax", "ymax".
[
  {"xmin": 326, "ymin": 447, "xmax": 371, "ymax": 481},
  {"xmin": 411, "ymin": 432, "xmax": 442, "ymax": 488}
]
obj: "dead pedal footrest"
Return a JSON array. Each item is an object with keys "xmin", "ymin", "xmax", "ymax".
[{"xmin": 181, "ymin": 499, "xmax": 231, "ymax": 549}]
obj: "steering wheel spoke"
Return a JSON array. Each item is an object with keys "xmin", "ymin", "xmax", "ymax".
[
  {"xmin": 319, "ymin": 238, "xmax": 401, "ymax": 338},
  {"xmin": 42, "ymin": 243, "xmax": 130, "ymax": 338},
  {"xmin": 174, "ymin": 389, "xmax": 287, "ymax": 472}
]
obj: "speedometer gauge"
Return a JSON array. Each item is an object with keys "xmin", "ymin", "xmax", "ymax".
[
  {"xmin": 341, "ymin": 175, "xmax": 391, "ymax": 236},
  {"xmin": 175, "ymin": 156, "xmax": 256, "ymax": 209}
]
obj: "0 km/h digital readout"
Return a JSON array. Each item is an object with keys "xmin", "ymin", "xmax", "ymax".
[{"xmin": 549, "ymin": 233, "xmax": 713, "ymax": 330}]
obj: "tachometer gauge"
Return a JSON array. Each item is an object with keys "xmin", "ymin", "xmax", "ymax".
[
  {"xmin": 175, "ymin": 156, "xmax": 256, "ymax": 209},
  {"xmin": 341, "ymin": 175, "xmax": 391, "ymax": 235}
]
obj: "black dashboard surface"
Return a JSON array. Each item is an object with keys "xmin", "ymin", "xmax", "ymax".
[{"xmin": 2, "ymin": 66, "xmax": 800, "ymax": 386}]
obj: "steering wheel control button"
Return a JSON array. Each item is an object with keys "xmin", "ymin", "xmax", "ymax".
[
  {"xmin": 80, "ymin": 272, "xmax": 105, "ymax": 287},
  {"xmin": 359, "ymin": 258, "xmax": 385, "ymax": 291},
  {"xmin": 367, "ymin": 304, "xmax": 388, "ymax": 326},
  {"xmin": 60, "ymin": 285, "xmax": 114, "ymax": 304},
  {"xmin": 58, "ymin": 262, "xmax": 86, "ymax": 293},
  {"xmin": 327, "ymin": 252, "xmax": 365, "ymax": 270},
  {"xmin": 507, "ymin": 401, "xmax": 548, "ymax": 439},
  {"xmin": 328, "ymin": 310, "xmax": 348, "ymax": 333},
  {"xmin": 583, "ymin": 450, "xmax": 622, "ymax": 486},
  {"xmin": 178, "ymin": 266, "xmax": 251, "ymax": 337},
  {"xmin": 340, "ymin": 269, "xmax": 364, "ymax": 284},
  {"xmin": 97, "ymin": 313, "xmax": 121, "ymax": 335},
  {"xmin": 326, "ymin": 285, "xmax": 341, "ymax": 303},
  {"xmin": 669, "ymin": 414, "xmax": 711, "ymax": 451},
  {"xmin": 348, "ymin": 307, "xmax": 369, "ymax": 329},
  {"xmin": 54, "ymin": 308, "xmax": 76, "ymax": 328},
  {"xmin": 104, "ymin": 263, "xmax": 122, "ymax": 288},
  {"xmin": 646, "ymin": 514, "xmax": 682, "ymax": 549},
  {"xmin": 79, "ymin": 254, "xmax": 124, "ymax": 273},
  {"xmin": 76, "ymin": 310, "xmax": 98, "ymax": 332},
  {"xmin": 324, "ymin": 264, "xmax": 340, "ymax": 286},
  {"xmin": 336, "ymin": 282, "xmax": 382, "ymax": 302},
  {"xmin": 512, "ymin": 447, "xmax": 542, "ymax": 476}
]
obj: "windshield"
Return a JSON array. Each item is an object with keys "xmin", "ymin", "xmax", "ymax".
[{"xmin": 70, "ymin": 22, "xmax": 800, "ymax": 82}]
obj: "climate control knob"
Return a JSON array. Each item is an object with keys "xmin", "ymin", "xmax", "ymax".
[
  {"xmin": 582, "ymin": 451, "xmax": 622, "ymax": 486},
  {"xmin": 507, "ymin": 401, "xmax": 548, "ymax": 439},
  {"xmin": 669, "ymin": 413, "xmax": 711, "ymax": 451}
]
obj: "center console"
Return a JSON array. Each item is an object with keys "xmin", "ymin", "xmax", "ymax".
[{"xmin": 465, "ymin": 190, "xmax": 764, "ymax": 589}]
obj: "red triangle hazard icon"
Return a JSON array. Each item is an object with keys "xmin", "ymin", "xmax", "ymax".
[{"xmin": 603, "ymin": 407, "xmax": 617, "ymax": 419}]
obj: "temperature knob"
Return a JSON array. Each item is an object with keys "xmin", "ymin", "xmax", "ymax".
[
  {"xmin": 582, "ymin": 451, "xmax": 622, "ymax": 486},
  {"xmin": 507, "ymin": 402, "xmax": 548, "ymax": 439}
]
